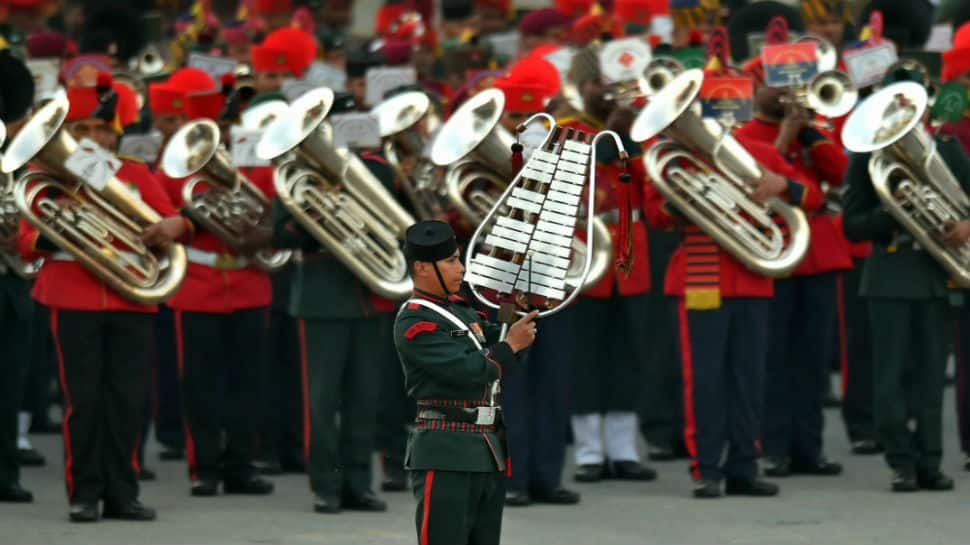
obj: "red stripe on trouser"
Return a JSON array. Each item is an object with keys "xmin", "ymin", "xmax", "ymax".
[
  {"xmin": 174, "ymin": 310, "xmax": 198, "ymax": 480},
  {"xmin": 677, "ymin": 300, "xmax": 701, "ymax": 480},
  {"xmin": 298, "ymin": 319, "xmax": 310, "ymax": 463},
  {"xmin": 50, "ymin": 309, "xmax": 76, "ymax": 500},
  {"xmin": 420, "ymin": 470, "xmax": 435, "ymax": 545},
  {"xmin": 836, "ymin": 274, "xmax": 848, "ymax": 397},
  {"xmin": 131, "ymin": 433, "xmax": 142, "ymax": 475}
]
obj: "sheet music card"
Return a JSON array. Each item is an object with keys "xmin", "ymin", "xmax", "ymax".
[
  {"xmin": 65, "ymin": 138, "xmax": 122, "ymax": 191},
  {"xmin": 330, "ymin": 113, "xmax": 381, "ymax": 149}
]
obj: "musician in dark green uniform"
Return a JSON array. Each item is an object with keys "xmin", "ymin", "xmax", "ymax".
[
  {"xmin": 395, "ymin": 220, "xmax": 537, "ymax": 545},
  {"xmin": 842, "ymin": 98, "xmax": 970, "ymax": 491}
]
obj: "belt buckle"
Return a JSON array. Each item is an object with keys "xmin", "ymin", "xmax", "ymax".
[
  {"xmin": 475, "ymin": 406, "xmax": 496, "ymax": 426},
  {"xmin": 215, "ymin": 254, "xmax": 239, "ymax": 270}
]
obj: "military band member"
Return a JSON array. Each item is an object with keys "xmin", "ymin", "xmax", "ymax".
[
  {"xmin": 842, "ymin": 75, "xmax": 968, "ymax": 491},
  {"xmin": 0, "ymin": 49, "xmax": 35, "ymax": 504},
  {"xmin": 17, "ymin": 75, "xmax": 191, "ymax": 521},
  {"xmin": 395, "ymin": 220, "xmax": 537, "ymax": 545},
  {"xmin": 560, "ymin": 47, "xmax": 656, "ymax": 484}
]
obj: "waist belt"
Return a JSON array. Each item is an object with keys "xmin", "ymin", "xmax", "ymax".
[
  {"xmin": 414, "ymin": 419, "xmax": 496, "ymax": 433},
  {"xmin": 186, "ymin": 247, "xmax": 250, "ymax": 270},
  {"xmin": 51, "ymin": 250, "xmax": 142, "ymax": 263},
  {"xmin": 417, "ymin": 406, "xmax": 501, "ymax": 425},
  {"xmin": 597, "ymin": 209, "xmax": 642, "ymax": 225}
]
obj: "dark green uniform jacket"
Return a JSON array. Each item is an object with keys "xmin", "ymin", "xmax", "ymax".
[
  {"xmin": 394, "ymin": 293, "xmax": 519, "ymax": 473},
  {"xmin": 842, "ymin": 135, "xmax": 970, "ymax": 299}
]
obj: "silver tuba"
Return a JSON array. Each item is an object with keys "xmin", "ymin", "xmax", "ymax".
[
  {"xmin": 160, "ymin": 119, "xmax": 292, "ymax": 271},
  {"xmin": 0, "ymin": 122, "xmax": 41, "ymax": 279},
  {"xmin": 1, "ymin": 92, "xmax": 187, "ymax": 304},
  {"xmin": 464, "ymin": 113, "xmax": 626, "ymax": 317},
  {"xmin": 371, "ymin": 90, "xmax": 447, "ymax": 221},
  {"xmin": 256, "ymin": 87, "xmax": 414, "ymax": 300},
  {"xmin": 430, "ymin": 89, "xmax": 614, "ymax": 290},
  {"xmin": 630, "ymin": 69, "xmax": 810, "ymax": 277},
  {"xmin": 842, "ymin": 81, "xmax": 970, "ymax": 287}
]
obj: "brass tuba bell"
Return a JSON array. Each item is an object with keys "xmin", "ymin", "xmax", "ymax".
[
  {"xmin": 160, "ymin": 119, "xmax": 291, "ymax": 271},
  {"xmin": 631, "ymin": 69, "xmax": 810, "ymax": 277},
  {"xmin": 256, "ymin": 87, "xmax": 415, "ymax": 300},
  {"xmin": 1, "ymin": 92, "xmax": 187, "ymax": 303}
]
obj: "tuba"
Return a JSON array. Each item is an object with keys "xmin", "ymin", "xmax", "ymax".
[
  {"xmin": 160, "ymin": 120, "xmax": 291, "ymax": 271},
  {"xmin": 842, "ymin": 81, "xmax": 970, "ymax": 287},
  {"xmin": 464, "ymin": 113, "xmax": 626, "ymax": 316},
  {"xmin": 256, "ymin": 87, "xmax": 414, "ymax": 300},
  {"xmin": 630, "ymin": 69, "xmax": 810, "ymax": 277},
  {"xmin": 430, "ymin": 89, "xmax": 614, "ymax": 289},
  {"xmin": 371, "ymin": 90, "xmax": 447, "ymax": 221},
  {"xmin": 1, "ymin": 92, "xmax": 186, "ymax": 303},
  {"xmin": 0, "ymin": 123, "xmax": 41, "ymax": 279}
]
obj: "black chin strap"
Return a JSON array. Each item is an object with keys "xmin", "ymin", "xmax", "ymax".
[{"xmin": 432, "ymin": 263, "xmax": 450, "ymax": 297}]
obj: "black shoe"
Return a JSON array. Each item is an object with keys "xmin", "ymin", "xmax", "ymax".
[
  {"xmin": 158, "ymin": 448, "xmax": 185, "ymax": 461},
  {"xmin": 891, "ymin": 468, "xmax": 918, "ymax": 492},
  {"xmin": 763, "ymin": 456, "xmax": 791, "ymax": 477},
  {"xmin": 647, "ymin": 444, "xmax": 676, "ymax": 462},
  {"xmin": 725, "ymin": 478, "xmax": 779, "ymax": 497},
  {"xmin": 0, "ymin": 483, "xmax": 33, "ymax": 503},
  {"xmin": 190, "ymin": 479, "xmax": 219, "ymax": 497},
  {"xmin": 69, "ymin": 502, "xmax": 100, "ymax": 523},
  {"xmin": 851, "ymin": 440, "xmax": 883, "ymax": 455},
  {"xmin": 313, "ymin": 494, "xmax": 342, "ymax": 514},
  {"xmin": 504, "ymin": 489, "xmax": 531, "ymax": 507},
  {"xmin": 917, "ymin": 470, "xmax": 954, "ymax": 491},
  {"xmin": 138, "ymin": 467, "xmax": 156, "ymax": 481},
  {"xmin": 381, "ymin": 473, "xmax": 407, "ymax": 492},
  {"xmin": 342, "ymin": 491, "xmax": 387, "ymax": 512},
  {"xmin": 530, "ymin": 486, "xmax": 580, "ymax": 505},
  {"xmin": 223, "ymin": 476, "xmax": 274, "ymax": 495},
  {"xmin": 790, "ymin": 456, "xmax": 843, "ymax": 476},
  {"xmin": 254, "ymin": 459, "xmax": 283, "ymax": 475},
  {"xmin": 610, "ymin": 461, "xmax": 657, "ymax": 481},
  {"xmin": 102, "ymin": 500, "xmax": 157, "ymax": 521},
  {"xmin": 693, "ymin": 479, "xmax": 721, "ymax": 499},
  {"xmin": 574, "ymin": 463, "xmax": 604, "ymax": 483},
  {"xmin": 279, "ymin": 455, "xmax": 306, "ymax": 473},
  {"xmin": 17, "ymin": 448, "xmax": 46, "ymax": 467}
]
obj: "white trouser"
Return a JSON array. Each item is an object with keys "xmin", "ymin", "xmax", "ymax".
[
  {"xmin": 17, "ymin": 412, "xmax": 32, "ymax": 450},
  {"xmin": 571, "ymin": 412, "xmax": 641, "ymax": 465}
]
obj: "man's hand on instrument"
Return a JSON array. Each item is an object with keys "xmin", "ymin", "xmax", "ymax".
[
  {"xmin": 750, "ymin": 170, "xmax": 787, "ymax": 203},
  {"xmin": 941, "ymin": 219, "xmax": 970, "ymax": 247},
  {"xmin": 505, "ymin": 310, "xmax": 539, "ymax": 353},
  {"xmin": 775, "ymin": 100, "xmax": 810, "ymax": 154},
  {"xmin": 141, "ymin": 216, "xmax": 186, "ymax": 247}
]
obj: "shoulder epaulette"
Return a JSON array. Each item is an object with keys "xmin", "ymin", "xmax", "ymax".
[{"xmin": 117, "ymin": 154, "xmax": 145, "ymax": 164}]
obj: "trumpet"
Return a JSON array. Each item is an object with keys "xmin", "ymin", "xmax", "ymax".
[
  {"xmin": 256, "ymin": 87, "xmax": 415, "ymax": 300},
  {"xmin": 371, "ymin": 90, "xmax": 448, "ymax": 221},
  {"xmin": 429, "ymin": 89, "xmax": 614, "ymax": 290},
  {"xmin": 630, "ymin": 69, "xmax": 810, "ymax": 277},
  {"xmin": 1, "ymin": 92, "xmax": 187, "ymax": 304},
  {"xmin": 160, "ymin": 120, "xmax": 291, "ymax": 271},
  {"xmin": 843, "ymin": 81, "xmax": 970, "ymax": 287},
  {"xmin": 782, "ymin": 35, "xmax": 858, "ymax": 119}
]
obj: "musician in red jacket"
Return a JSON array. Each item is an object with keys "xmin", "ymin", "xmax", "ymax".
[
  {"xmin": 17, "ymin": 77, "xmax": 190, "ymax": 522},
  {"xmin": 644, "ymin": 127, "xmax": 822, "ymax": 497},
  {"xmin": 737, "ymin": 45, "xmax": 851, "ymax": 478},
  {"xmin": 156, "ymin": 80, "xmax": 276, "ymax": 498},
  {"xmin": 559, "ymin": 47, "xmax": 656, "ymax": 484}
]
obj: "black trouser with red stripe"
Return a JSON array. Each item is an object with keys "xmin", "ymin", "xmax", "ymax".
[
  {"xmin": 175, "ymin": 308, "xmax": 268, "ymax": 483},
  {"xmin": 0, "ymin": 275, "xmax": 33, "ymax": 490},
  {"xmin": 839, "ymin": 259, "xmax": 876, "ymax": 443},
  {"xmin": 50, "ymin": 309, "xmax": 151, "ymax": 505},
  {"xmin": 412, "ymin": 469, "xmax": 504, "ymax": 545},
  {"xmin": 299, "ymin": 316, "xmax": 382, "ymax": 499},
  {"xmin": 762, "ymin": 273, "xmax": 838, "ymax": 460},
  {"xmin": 678, "ymin": 297, "xmax": 770, "ymax": 482}
]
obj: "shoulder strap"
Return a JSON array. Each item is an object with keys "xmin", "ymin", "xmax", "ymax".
[{"xmin": 401, "ymin": 298, "xmax": 483, "ymax": 350}]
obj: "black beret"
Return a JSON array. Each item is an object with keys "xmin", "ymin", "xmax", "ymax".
[
  {"xmin": 858, "ymin": 0, "xmax": 934, "ymax": 50},
  {"xmin": 405, "ymin": 220, "xmax": 459, "ymax": 263},
  {"xmin": 330, "ymin": 92, "xmax": 358, "ymax": 113},
  {"xmin": 0, "ymin": 51, "xmax": 35, "ymax": 124},
  {"xmin": 726, "ymin": 1, "xmax": 804, "ymax": 62},
  {"xmin": 346, "ymin": 51, "xmax": 386, "ymax": 78},
  {"xmin": 442, "ymin": 0, "xmax": 476, "ymax": 21}
]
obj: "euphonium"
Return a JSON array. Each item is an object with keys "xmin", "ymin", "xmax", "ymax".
[
  {"xmin": 842, "ymin": 81, "xmax": 970, "ymax": 287},
  {"xmin": 255, "ymin": 87, "xmax": 414, "ymax": 300},
  {"xmin": 430, "ymin": 89, "xmax": 613, "ymax": 289},
  {"xmin": 630, "ymin": 69, "xmax": 810, "ymax": 277},
  {"xmin": 371, "ymin": 90, "xmax": 447, "ymax": 221},
  {"xmin": 464, "ymin": 113, "xmax": 626, "ymax": 316},
  {"xmin": 0, "ymin": 122, "xmax": 41, "ymax": 279},
  {"xmin": 1, "ymin": 92, "xmax": 186, "ymax": 303},
  {"xmin": 160, "ymin": 119, "xmax": 291, "ymax": 271}
]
